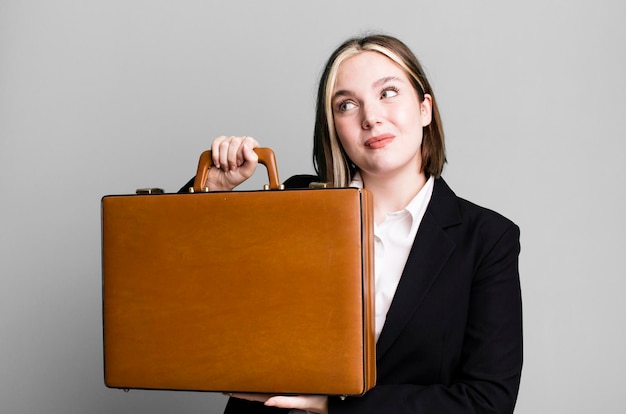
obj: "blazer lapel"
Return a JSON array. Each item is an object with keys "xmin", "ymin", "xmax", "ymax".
[{"xmin": 376, "ymin": 178, "xmax": 461, "ymax": 360}]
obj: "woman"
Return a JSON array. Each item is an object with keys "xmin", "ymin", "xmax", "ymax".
[{"xmin": 200, "ymin": 34, "xmax": 523, "ymax": 414}]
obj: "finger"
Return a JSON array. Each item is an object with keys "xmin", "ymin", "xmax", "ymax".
[
  {"xmin": 210, "ymin": 136, "xmax": 228, "ymax": 169},
  {"xmin": 226, "ymin": 136, "xmax": 246, "ymax": 171},
  {"xmin": 239, "ymin": 142, "xmax": 259, "ymax": 173},
  {"xmin": 264, "ymin": 396, "xmax": 308, "ymax": 409},
  {"xmin": 264, "ymin": 395, "xmax": 328, "ymax": 413},
  {"xmin": 242, "ymin": 135, "xmax": 260, "ymax": 150},
  {"xmin": 240, "ymin": 136, "xmax": 260, "ymax": 167},
  {"xmin": 215, "ymin": 137, "xmax": 239, "ymax": 172},
  {"xmin": 234, "ymin": 136, "xmax": 258, "ymax": 167}
]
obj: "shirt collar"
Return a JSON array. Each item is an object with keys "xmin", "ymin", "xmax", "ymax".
[
  {"xmin": 405, "ymin": 175, "xmax": 434, "ymax": 225},
  {"xmin": 349, "ymin": 172, "xmax": 435, "ymax": 231}
]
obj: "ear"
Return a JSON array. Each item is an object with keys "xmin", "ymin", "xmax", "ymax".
[{"xmin": 419, "ymin": 94, "xmax": 433, "ymax": 127}]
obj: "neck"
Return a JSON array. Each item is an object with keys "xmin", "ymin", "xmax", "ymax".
[{"xmin": 360, "ymin": 170, "xmax": 428, "ymax": 224}]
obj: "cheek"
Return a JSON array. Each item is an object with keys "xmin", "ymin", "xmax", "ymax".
[
  {"xmin": 334, "ymin": 118, "xmax": 358, "ymax": 146},
  {"xmin": 397, "ymin": 110, "xmax": 425, "ymax": 139}
]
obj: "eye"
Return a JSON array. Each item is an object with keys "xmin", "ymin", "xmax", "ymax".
[
  {"xmin": 337, "ymin": 100, "xmax": 356, "ymax": 112},
  {"xmin": 381, "ymin": 86, "xmax": 399, "ymax": 99}
]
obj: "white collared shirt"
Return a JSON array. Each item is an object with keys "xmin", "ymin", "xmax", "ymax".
[{"xmin": 350, "ymin": 173, "xmax": 434, "ymax": 340}]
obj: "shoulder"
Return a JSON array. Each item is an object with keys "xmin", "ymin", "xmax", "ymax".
[
  {"xmin": 432, "ymin": 178, "xmax": 520, "ymax": 250},
  {"xmin": 431, "ymin": 180, "xmax": 521, "ymax": 289},
  {"xmin": 459, "ymin": 194, "xmax": 518, "ymax": 235},
  {"xmin": 434, "ymin": 178, "xmax": 516, "ymax": 225}
]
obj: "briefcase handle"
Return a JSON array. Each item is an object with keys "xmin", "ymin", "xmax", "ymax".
[{"xmin": 192, "ymin": 147, "xmax": 283, "ymax": 192}]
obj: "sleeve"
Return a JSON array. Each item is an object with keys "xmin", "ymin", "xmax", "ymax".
[{"xmin": 328, "ymin": 223, "xmax": 523, "ymax": 414}]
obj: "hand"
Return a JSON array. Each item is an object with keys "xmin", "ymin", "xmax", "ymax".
[
  {"xmin": 265, "ymin": 395, "xmax": 328, "ymax": 413},
  {"xmin": 205, "ymin": 136, "xmax": 260, "ymax": 191},
  {"xmin": 227, "ymin": 393, "xmax": 328, "ymax": 414}
]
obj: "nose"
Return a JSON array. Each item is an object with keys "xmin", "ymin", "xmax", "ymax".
[{"xmin": 361, "ymin": 102, "xmax": 382, "ymax": 129}]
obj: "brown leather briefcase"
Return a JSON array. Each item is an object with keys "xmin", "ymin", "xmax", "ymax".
[{"xmin": 101, "ymin": 148, "xmax": 376, "ymax": 396}]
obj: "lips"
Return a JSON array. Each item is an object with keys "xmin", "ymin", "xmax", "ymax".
[{"xmin": 364, "ymin": 133, "xmax": 394, "ymax": 149}]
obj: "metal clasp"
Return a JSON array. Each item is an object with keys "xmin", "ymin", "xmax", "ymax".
[
  {"xmin": 309, "ymin": 182, "xmax": 329, "ymax": 189},
  {"xmin": 264, "ymin": 184, "xmax": 285, "ymax": 191},
  {"xmin": 136, "ymin": 188, "xmax": 164, "ymax": 195}
]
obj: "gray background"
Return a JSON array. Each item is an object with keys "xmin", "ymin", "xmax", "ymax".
[{"xmin": 1, "ymin": 0, "xmax": 625, "ymax": 413}]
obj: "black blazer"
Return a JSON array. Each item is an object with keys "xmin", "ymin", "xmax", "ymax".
[{"xmin": 223, "ymin": 176, "xmax": 523, "ymax": 414}]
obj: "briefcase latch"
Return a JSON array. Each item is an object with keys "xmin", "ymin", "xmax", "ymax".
[
  {"xmin": 309, "ymin": 182, "xmax": 330, "ymax": 189},
  {"xmin": 135, "ymin": 188, "xmax": 164, "ymax": 195},
  {"xmin": 264, "ymin": 183, "xmax": 285, "ymax": 191}
]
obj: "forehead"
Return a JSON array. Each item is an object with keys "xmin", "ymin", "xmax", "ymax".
[{"xmin": 334, "ymin": 51, "xmax": 408, "ymax": 89}]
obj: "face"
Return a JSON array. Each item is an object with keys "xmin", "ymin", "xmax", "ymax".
[{"xmin": 331, "ymin": 51, "xmax": 432, "ymax": 181}]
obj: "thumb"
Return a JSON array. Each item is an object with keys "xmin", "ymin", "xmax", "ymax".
[
  {"xmin": 242, "ymin": 143, "xmax": 258, "ymax": 161},
  {"xmin": 240, "ymin": 143, "xmax": 259, "ymax": 173}
]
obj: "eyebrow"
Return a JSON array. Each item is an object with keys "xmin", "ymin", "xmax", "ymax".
[
  {"xmin": 374, "ymin": 76, "xmax": 403, "ymax": 87},
  {"xmin": 332, "ymin": 76, "xmax": 404, "ymax": 101}
]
